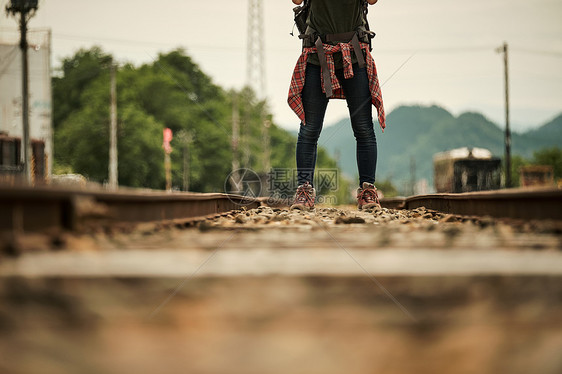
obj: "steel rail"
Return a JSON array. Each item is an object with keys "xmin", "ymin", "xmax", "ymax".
[
  {"xmin": 0, "ymin": 185, "xmax": 259, "ymax": 233},
  {"xmin": 403, "ymin": 187, "xmax": 562, "ymax": 220}
]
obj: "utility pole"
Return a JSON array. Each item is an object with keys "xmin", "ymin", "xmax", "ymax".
[
  {"xmin": 6, "ymin": 0, "xmax": 38, "ymax": 184},
  {"xmin": 410, "ymin": 156, "xmax": 416, "ymax": 196},
  {"xmin": 241, "ymin": 107, "xmax": 251, "ymax": 168},
  {"xmin": 164, "ymin": 152, "xmax": 171, "ymax": 191},
  {"xmin": 262, "ymin": 116, "xmax": 271, "ymax": 173},
  {"xmin": 177, "ymin": 130, "xmax": 193, "ymax": 192},
  {"xmin": 109, "ymin": 63, "xmax": 118, "ymax": 189},
  {"xmin": 497, "ymin": 42, "xmax": 511, "ymax": 188},
  {"xmin": 231, "ymin": 93, "xmax": 241, "ymax": 193}
]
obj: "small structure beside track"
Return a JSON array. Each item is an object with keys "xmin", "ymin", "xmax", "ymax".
[{"xmin": 433, "ymin": 147, "xmax": 501, "ymax": 193}]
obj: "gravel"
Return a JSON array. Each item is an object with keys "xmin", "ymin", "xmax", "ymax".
[{"xmin": 199, "ymin": 205, "xmax": 490, "ymax": 229}]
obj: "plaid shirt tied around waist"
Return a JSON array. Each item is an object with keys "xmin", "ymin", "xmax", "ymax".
[{"xmin": 287, "ymin": 41, "xmax": 386, "ymax": 131}]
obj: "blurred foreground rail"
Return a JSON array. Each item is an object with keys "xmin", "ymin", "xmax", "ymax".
[{"xmin": 1, "ymin": 188, "xmax": 561, "ymax": 374}]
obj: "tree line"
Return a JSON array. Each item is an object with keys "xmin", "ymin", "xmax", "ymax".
[
  {"xmin": 510, "ymin": 147, "xmax": 562, "ymax": 187},
  {"xmin": 52, "ymin": 47, "xmax": 344, "ymax": 197}
]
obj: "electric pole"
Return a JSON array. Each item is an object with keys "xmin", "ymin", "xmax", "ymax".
[
  {"xmin": 6, "ymin": 0, "xmax": 38, "ymax": 184},
  {"xmin": 410, "ymin": 156, "xmax": 416, "ymax": 196},
  {"xmin": 109, "ymin": 63, "xmax": 118, "ymax": 189},
  {"xmin": 262, "ymin": 117, "xmax": 271, "ymax": 172},
  {"xmin": 231, "ymin": 93, "xmax": 241, "ymax": 193},
  {"xmin": 177, "ymin": 130, "xmax": 193, "ymax": 192},
  {"xmin": 497, "ymin": 42, "xmax": 511, "ymax": 188}
]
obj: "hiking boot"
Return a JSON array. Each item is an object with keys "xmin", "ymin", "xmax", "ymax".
[
  {"xmin": 290, "ymin": 182, "xmax": 316, "ymax": 210},
  {"xmin": 357, "ymin": 182, "xmax": 381, "ymax": 210}
]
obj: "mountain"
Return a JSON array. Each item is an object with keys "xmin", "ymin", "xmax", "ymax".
[
  {"xmin": 524, "ymin": 113, "xmax": 562, "ymax": 144},
  {"xmin": 316, "ymin": 105, "xmax": 562, "ymax": 193}
]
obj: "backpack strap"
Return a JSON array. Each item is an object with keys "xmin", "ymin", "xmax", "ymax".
[
  {"xmin": 362, "ymin": 0, "xmax": 376, "ymax": 51},
  {"xmin": 292, "ymin": 0, "xmax": 310, "ymax": 38},
  {"xmin": 314, "ymin": 31, "xmax": 367, "ymax": 98},
  {"xmin": 314, "ymin": 36, "xmax": 333, "ymax": 98},
  {"xmin": 323, "ymin": 32, "xmax": 366, "ymax": 68}
]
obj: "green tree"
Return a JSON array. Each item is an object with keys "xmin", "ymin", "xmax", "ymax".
[
  {"xmin": 52, "ymin": 47, "xmax": 342, "ymax": 194},
  {"xmin": 376, "ymin": 179, "xmax": 399, "ymax": 198},
  {"xmin": 532, "ymin": 147, "xmax": 562, "ymax": 180},
  {"xmin": 52, "ymin": 47, "xmax": 112, "ymax": 129},
  {"xmin": 55, "ymin": 71, "xmax": 112, "ymax": 181},
  {"xmin": 509, "ymin": 155, "xmax": 530, "ymax": 187},
  {"xmin": 55, "ymin": 65, "xmax": 166, "ymax": 188}
]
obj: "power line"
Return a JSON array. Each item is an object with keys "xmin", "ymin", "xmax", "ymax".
[
  {"xmin": 373, "ymin": 46, "xmax": 496, "ymax": 55},
  {"xmin": 6, "ymin": 26, "xmax": 562, "ymax": 59},
  {"xmin": 511, "ymin": 47, "xmax": 562, "ymax": 58},
  {"xmin": 53, "ymin": 32, "xmax": 244, "ymax": 52},
  {"xmin": 2, "ymin": 27, "xmax": 248, "ymax": 52}
]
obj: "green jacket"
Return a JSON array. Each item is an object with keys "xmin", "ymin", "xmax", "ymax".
[{"xmin": 305, "ymin": 0, "xmax": 368, "ymax": 68}]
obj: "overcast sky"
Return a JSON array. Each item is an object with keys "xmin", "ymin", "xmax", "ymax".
[{"xmin": 1, "ymin": 0, "xmax": 561, "ymax": 132}]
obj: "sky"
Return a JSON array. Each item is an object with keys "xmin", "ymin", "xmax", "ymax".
[{"xmin": 1, "ymin": 0, "xmax": 561, "ymax": 133}]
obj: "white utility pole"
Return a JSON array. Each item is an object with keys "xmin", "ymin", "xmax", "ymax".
[
  {"xmin": 496, "ymin": 42, "xmax": 511, "ymax": 188},
  {"xmin": 109, "ymin": 63, "xmax": 118, "ymax": 189}
]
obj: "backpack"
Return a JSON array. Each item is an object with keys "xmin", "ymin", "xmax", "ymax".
[
  {"xmin": 292, "ymin": 0, "xmax": 311, "ymax": 36},
  {"xmin": 291, "ymin": 0, "xmax": 375, "ymax": 50}
]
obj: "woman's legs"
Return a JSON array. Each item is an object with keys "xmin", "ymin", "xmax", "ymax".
[
  {"xmin": 297, "ymin": 62, "xmax": 377, "ymax": 187},
  {"xmin": 336, "ymin": 63, "xmax": 377, "ymax": 186},
  {"xmin": 296, "ymin": 63, "xmax": 329, "ymax": 186}
]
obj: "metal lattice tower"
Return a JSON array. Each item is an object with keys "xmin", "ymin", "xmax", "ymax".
[{"xmin": 246, "ymin": 0, "xmax": 266, "ymax": 98}]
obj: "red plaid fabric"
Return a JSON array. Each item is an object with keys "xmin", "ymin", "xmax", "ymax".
[{"xmin": 288, "ymin": 41, "xmax": 386, "ymax": 131}]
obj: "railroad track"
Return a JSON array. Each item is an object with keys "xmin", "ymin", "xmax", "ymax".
[
  {"xmin": 1, "ymin": 185, "xmax": 561, "ymax": 374},
  {"xmin": 1, "ymin": 185, "xmax": 561, "ymax": 234},
  {"xmin": 0, "ymin": 185, "xmax": 260, "ymax": 234},
  {"xmin": 382, "ymin": 187, "xmax": 562, "ymax": 220},
  {"xmin": 402, "ymin": 187, "xmax": 562, "ymax": 220}
]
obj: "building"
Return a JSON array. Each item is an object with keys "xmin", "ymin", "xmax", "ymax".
[
  {"xmin": 434, "ymin": 147, "xmax": 502, "ymax": 193},
  {"xmin": 0, "ymin": 29, "xmax": 52, "ymax": 184},
  {"xmin": 519, "ymin": 165, "xmax": 554, "ymax": 187}
]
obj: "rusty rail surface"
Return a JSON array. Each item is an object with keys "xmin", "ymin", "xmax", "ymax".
[
  {"xmin": 379, "ymin": 197, "xmax": 406, "ymax": 210},
  {"xmin": 0, "ymin": 185, "xmax": 260, "ymax": 233},
  {"xmin": 404, "ymin": 187, "xmax": 562, "ymax": 220}
]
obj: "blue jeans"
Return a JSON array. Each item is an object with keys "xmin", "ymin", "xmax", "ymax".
[{"xmin": 296, "ymin": 62, "xmax": 377, "ymax": 187}]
